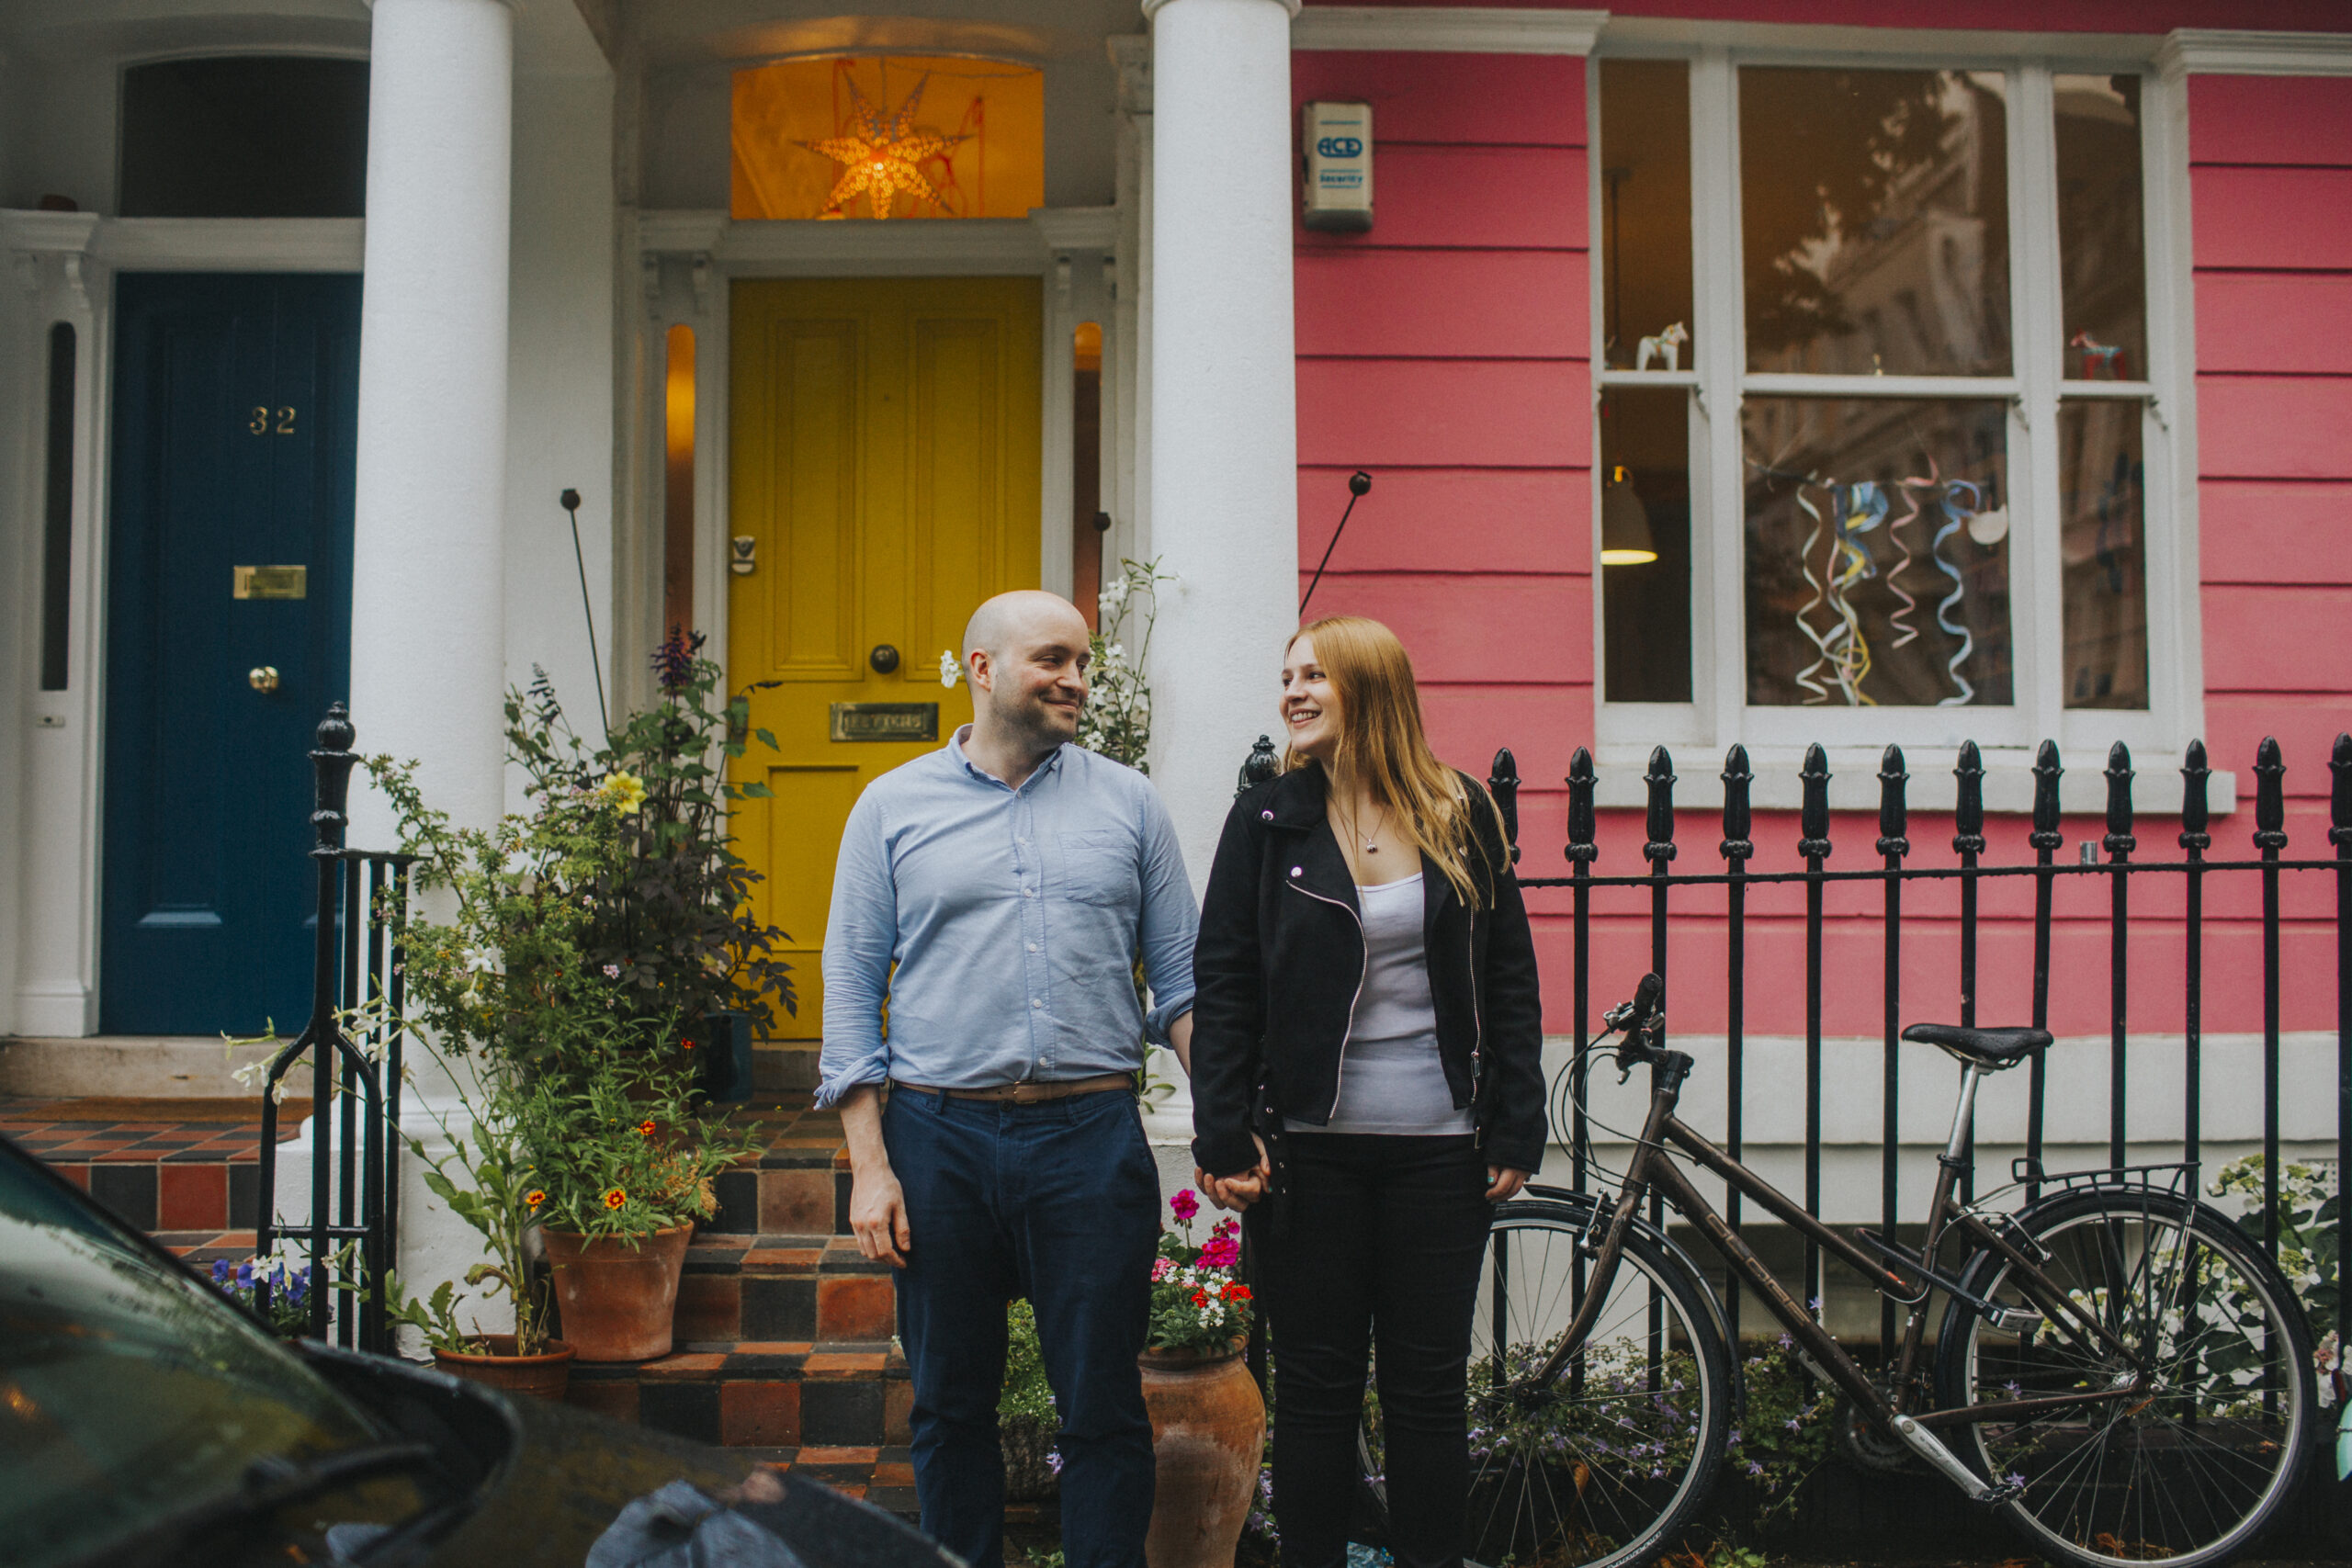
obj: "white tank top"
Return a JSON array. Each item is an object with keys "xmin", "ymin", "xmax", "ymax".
[{"xmin": 1285, "ymin": 873, "xmax": 1475, "ymax": 1137}]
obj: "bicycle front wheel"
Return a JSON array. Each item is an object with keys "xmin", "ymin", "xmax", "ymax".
[
  {"xmin": 1935, "ymin": 1186, "xmax": 2316, "ymax": 1568},
  {"xmin": 1360, "ymin": 1198, "xmax": 1731, "ymax": 1568}
]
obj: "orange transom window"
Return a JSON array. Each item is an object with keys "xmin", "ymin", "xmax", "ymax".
[{"xmin": 730, "ymin": 55, "xmax": 1045, "ymax": 221}]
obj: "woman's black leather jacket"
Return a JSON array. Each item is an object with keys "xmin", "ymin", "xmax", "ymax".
[{"xmin": 1189, "ymin": 764, "xmax": 1547, "ymax": 1180}]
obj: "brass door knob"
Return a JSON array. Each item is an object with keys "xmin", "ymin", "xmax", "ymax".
[{"xmin": 248, "ymin": 666, "xmax": 281, "ymax": 694}]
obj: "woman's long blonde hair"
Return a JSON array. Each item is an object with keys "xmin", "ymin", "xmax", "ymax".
[{"xmin": 1283, "ymin": 615, "xmax": 1502, "ymax": 908}]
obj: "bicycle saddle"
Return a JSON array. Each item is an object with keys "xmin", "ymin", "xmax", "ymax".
[{"xmin": 1900, "ymin": 1022, "xmax": 2052, "ymax": 1068}]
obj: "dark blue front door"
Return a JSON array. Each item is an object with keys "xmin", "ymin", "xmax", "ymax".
[{"xmin": 103, "ymin": 273, "xmax": 359, "ymax": 1036}]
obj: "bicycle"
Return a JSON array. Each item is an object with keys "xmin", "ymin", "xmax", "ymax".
[{"xmin": 1353, "ymin": 973, "xmax": 2316, "ymax": 1568}]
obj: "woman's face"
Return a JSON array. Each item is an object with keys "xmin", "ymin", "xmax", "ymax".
[{"xmin": 1281, "ymin": 635, "xmax": 1343, "ymax": 762}]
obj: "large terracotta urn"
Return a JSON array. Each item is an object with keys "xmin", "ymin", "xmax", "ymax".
[
  {"xmin": 541, "ymin": 1224, "xmax": 694, "ymax": 1362},
  {"xmin": 1139, "ymin": 1344, "xmax": 1266, "ymax": 1568},
  {"xmin": 431, "ymin": 1334, "xmax": 575, "ymax": 1402}
]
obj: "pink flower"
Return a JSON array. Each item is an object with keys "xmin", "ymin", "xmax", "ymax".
[
  {"xmin": 1170, "ymin": 1190, "xmax": 1200, "ymax": 1223},
  {"xmin": 1212, "ymin": 1218, "xmax": 1238, "ymax": 1237},
  {"xmin": 1150, "ymin": 1258, "xmax": 1172, "ymax": 1281},
  {"xmin": 1200, "ymin": 1235, "xmax": 1239, "ymax": 1270}
]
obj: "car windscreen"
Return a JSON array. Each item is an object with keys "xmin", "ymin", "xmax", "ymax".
[{"xmin": 0, "ymin": 1148, "xmax": 386, "ymax": 1567}]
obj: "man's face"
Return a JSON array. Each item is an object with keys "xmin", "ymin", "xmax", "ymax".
[{"xmin": 973, "ymin": 609, "xmax": 1091, "ymax": 748}]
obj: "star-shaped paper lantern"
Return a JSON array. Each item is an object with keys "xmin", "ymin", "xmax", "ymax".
[{"xmin": 800, "ymin": 73, "xmax": 967, "ymax": 220}]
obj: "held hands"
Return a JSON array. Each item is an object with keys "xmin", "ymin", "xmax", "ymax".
[{"xmin": 1195, "ymin": 1134, "xmax": 1274, "ymax": 1213}]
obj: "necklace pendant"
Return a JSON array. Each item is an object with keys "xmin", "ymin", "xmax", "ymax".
[{"xmin": 1364, "ymin": 840, "xmax": 1379, "ymax": 852}]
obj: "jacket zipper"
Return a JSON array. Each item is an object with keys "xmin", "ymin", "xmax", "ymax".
[
  {"xmin": 1466, "ymin": 915, "xmax": 1485, "ymax": 1145},
  {"xmin": 1286, "ymin": 879, "xmax": 1368, "ymax": 1122}
]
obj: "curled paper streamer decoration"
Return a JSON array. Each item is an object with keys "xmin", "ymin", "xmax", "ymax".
[
  {"xmin": 1931, "ymin": 479, "xmax": 1980, "ymax": 707},
  {"xmin": 1886, "ymin": 468, "xmax": 1934, "ymax": 649},
  {"xmin": 1790, "ymin": 481, "xmax": 1837, "ymax": 705}
]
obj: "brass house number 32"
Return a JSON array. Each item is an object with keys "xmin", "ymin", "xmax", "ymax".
[{"xmin": 247, "ymin": 405, "xmax": 298, "ymax": 435}]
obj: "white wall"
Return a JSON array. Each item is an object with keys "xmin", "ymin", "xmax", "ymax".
[{"xmin": 503, "ymin": 64, "xmax": 617, "ymax": 776}]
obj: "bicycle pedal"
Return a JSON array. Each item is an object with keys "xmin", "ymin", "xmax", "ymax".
[
  {"xmin": 1985, "ymin": 1303, "xmax": 2042, "ymax": 1334},
  {"xmin": 1973, "ymin": 1479, "xmax": 2026, "ymax": 1508}
]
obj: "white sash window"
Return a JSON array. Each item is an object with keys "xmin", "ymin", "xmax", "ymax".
[{"xmin": 1592, "ymin": 46, "xmax": 2190, "ymax": 797}]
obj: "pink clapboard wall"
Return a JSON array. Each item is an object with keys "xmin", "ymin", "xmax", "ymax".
[{"xmin": 1289, "ymin": 35, "xmax": 2350, "ymax": 1039}]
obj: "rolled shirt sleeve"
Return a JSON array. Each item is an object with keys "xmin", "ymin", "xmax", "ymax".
[
  {"xmin": 1136, "ymin": 786, "xmax": 1199, "ymax": 1044},
  {"xmin": 815, "ymin": 790, "xmax": 898, "ymax": 1108}
]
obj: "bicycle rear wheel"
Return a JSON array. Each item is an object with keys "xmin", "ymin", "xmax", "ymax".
[
  {"xmin": 1357, "ymin": 1199, "xmax": 1731, "ymax": 1568},
  {"xmin": 1935, "ymin": 1187, "xmax": 2316, "ymax": 1568}
]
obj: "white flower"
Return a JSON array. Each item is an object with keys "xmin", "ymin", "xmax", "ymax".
[{"xmin": 938, "ymin": 649, "xmax": 962, "ymax": 688}]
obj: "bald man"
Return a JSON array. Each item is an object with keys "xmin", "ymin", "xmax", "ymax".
[{"xmin": 818, "ymin": 591, "xmax": 1199, "ymax": 1568}]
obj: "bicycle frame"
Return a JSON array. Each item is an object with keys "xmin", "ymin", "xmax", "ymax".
[{"xmin": 1537, "ymin": 1043, "xmax": 2157, "ymax": 1441}]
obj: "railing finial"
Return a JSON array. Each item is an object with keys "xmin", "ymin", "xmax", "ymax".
[
  {"xmin": 1238, "ymin": 734, "xmax": 1279, "ymax": 795},
  {"xmin": 2253, "ymin": 736, "xmax": 2287, "ymax": 851},
  {"xmin": 1876, "ymin": 744, "xmax": 1910, "ymax": 857},
  {"xmin": 1799, "ymin": 743, "xmax": 1831, "ymax": 860},
  {"xmin": 2030, "ymin": 739, "xmax": 2064, "ymax": 852},
  {"xmin": 1644, "ymin": 746, "xmax": 1678, "ymax": 864},
  {"xmin": 1720, "ymin": 744, "xmax": 1754, "ymax": 862},
  {"xmin": 310, "ymin": 702, "xmax": 358, "ymax": 856},
  {"xmin": 1566, "ymin": 747, "xmax": 1598, "ymax": 863},
  {"xmin": 2103, "ymin": 740, "xmax": 2136, "ymax": 859},
  {"xmin": 1488, "ymin": 746, "xmax": 1521, "ymax": 863},
  {"xmin": 2332, "ymin": 732, "xmax": 2352, "ymax": 848},
  {"xmin": 1952, "ymin": 739, "xmax": 1985, "ymax": 855},
  {"xmin": 2179, "ymin": 739, "xmax": 2211, "ymax": 852}
]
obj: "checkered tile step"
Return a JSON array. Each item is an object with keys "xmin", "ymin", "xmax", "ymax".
[
  {"xmin": 569, "ymin": 1340, "xmax": 911, "ymax": 1450},
  {"xmin": 1, "ymin": 1095, "xmax": 303, "ymax": 1233}
]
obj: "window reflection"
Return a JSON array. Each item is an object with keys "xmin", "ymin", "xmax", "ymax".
[
  {"xmin": 2058, "ymin": 400, "xmax": 2149, "ymax": 708},
  {"xmin": 2055, "ymin": 74, "xmax": 2145, "ymax": 381},
  {"xmin": 1740, "ymin": 69, "xmax": 2011, "ymax": 377},
  {"xmin": 1744, "ymin": 399, "xmax": 2012, "ymax": 706},
  {"xmin": 1600, "ymin": 61, "xmax": 1694, "ymax": 372},
  {"xmin": 1600, "ymin": 389, "xmax": 1692, "ymax": 703}
]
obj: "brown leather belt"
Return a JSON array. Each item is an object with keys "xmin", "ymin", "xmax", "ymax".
[{"xmin": 891, "ymin": 1073, "xmax": 1133, "ymax": 1104}]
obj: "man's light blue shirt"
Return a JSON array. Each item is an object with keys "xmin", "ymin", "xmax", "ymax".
[{"xmin": 816, "ymin": 728, "xmax": 1199, "ymax": 1106}]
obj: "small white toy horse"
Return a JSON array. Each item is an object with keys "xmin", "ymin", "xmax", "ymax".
[{"xmin": 1636, "ymin": 321, "xmax": 1689, "ymax": 372}]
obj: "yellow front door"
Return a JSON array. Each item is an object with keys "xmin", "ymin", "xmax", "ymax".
[{"xmin": 728, "ymin": 276, "xmax": 1042, "ymax": 1042}]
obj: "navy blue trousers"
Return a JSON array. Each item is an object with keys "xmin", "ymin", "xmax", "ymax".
[{"xmin": 885, "ymin": 1086, "xmax": 1161, "ymax": 1568}]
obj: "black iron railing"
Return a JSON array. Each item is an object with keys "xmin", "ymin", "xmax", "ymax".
[
  {"xmin": 254, "ymin": 705, "xmax": 413, "ymax": 1354},
  {"xmin": 1238, "ymin": 730, "xmax": 2351, "ymax": 1356}
]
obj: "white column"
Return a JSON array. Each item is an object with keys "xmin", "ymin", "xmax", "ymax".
[
  {"xmin": 337, "ymin": 0, "xmax": 514, "ymax": 1331},
  {"xmin": 1141, "ymin": 0, "xmax": 1302, "ymax": 886},
  {"xmin": 348, "ymin": 0, "xmax": 514, "ymax": 843}
]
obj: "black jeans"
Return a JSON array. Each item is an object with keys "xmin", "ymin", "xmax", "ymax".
[{"xmin": 1254, "ymin": 1134, "xmax": 1492, "ymax": 1568}]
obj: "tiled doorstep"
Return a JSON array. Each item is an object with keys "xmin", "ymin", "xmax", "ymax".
[{"xmin": 567, "ymin": 1339, "xmax": 912, "ymax": 1450}]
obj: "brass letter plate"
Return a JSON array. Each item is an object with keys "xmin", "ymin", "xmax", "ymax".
[
  {"xmin": 232, "ymin": 565, "xmax": 308, "ymax": 600},
  {"xmin": 831, "ymin": 702, "xmax": 939, "ymax": 742}
]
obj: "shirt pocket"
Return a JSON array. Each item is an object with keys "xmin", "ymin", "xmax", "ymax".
[{"xmin": 1053, "ymin": 829, "xmax": 1136, "ymax": 908}]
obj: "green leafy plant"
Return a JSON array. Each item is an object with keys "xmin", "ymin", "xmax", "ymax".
[
  {"xmin": 1075, "ymin": 558, "xmax": 1171, "ymax": 773},
  {"xmin": 368, "ymin": 692, "xmax": 757, "ymax": 1246},
  {"xmin": 2211, "ymin": 1153, "xmax": 2342, "ymax": 1406},
  {"xmin": 1723, "ymin": 1335, "xmax": 1834, "ymax": 1530},
  {"xmin": 1001, "ymin": 1298, "xmax": 1057, "ymax": 1427},
  {"xmin": 506, "ymin": 632, "xmax": 797, "ymax": 1043}
]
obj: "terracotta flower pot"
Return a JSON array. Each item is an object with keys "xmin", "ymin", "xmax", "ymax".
[
  {"xmin": 541, "ymin": 1223, "xmax": 695, "ymax": 1362},
  {"xmin": 1139, "ymin": 1343, "xmax": 1265, "ymax": 1568},
  {"xmin": 431, "ymin": 1334, "xmax": 575, "ymax": 1402}
]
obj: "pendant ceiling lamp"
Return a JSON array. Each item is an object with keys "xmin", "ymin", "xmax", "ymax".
[{"xmin": 1601, "ymin": 464, "xmax": 1657, "ymax": 565}]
